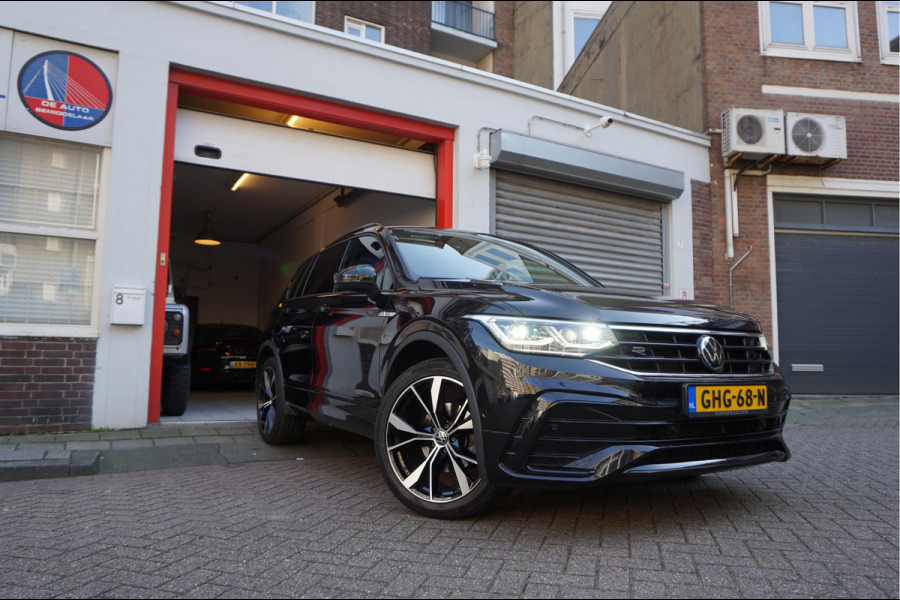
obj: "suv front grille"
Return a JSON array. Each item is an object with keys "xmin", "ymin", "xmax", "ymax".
[{"xmin": 595, "ymin": 327, "xmax": 772, "ymax": 376}]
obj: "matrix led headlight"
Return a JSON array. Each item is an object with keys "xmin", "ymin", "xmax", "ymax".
[{"xmin": 470, "ymin": 315, "xmax": 618, "ymax": 357}]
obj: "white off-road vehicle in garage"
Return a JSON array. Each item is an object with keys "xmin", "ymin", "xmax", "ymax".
[{"xmin": 162, "ymin": 272, "xmax": 190, "ymax": 416}]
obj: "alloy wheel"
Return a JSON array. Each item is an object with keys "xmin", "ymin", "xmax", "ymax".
[
  {"xmin": 257, "ymin": 364, "xmax": 277, "ymax": 435},
  {"xmin": 385, "ymin": 375, "xmax": 480, "ymax": 503}
]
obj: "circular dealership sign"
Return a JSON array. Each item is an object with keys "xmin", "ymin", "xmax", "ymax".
[{"xmin": 17, "ymin": 51, "xmax": 112, "ymax": 131}]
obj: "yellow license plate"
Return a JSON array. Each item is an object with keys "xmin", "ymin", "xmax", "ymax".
[
  {"xmin": 687, "ymin": 385, "xmax": 767, "ymax": 415},
  {"xmin": 231, "ymin": 361, "xmax": 256, "ymax": 369}
]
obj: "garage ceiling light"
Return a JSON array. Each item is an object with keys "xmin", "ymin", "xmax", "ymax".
[
  {"xmin": 194, "ymin": 211, "xmax": 221, "ymax": 246},
  {"xmin": 231, "ymin": 172, "xmax": 250, "ymax": 191}
]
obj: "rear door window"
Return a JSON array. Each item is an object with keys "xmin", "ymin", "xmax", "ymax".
[
  {"xmin": 287, "ymin": 255, "xmax": 316, "ymax": 299},
  {"xmin": 304, "ymin": 242, "xmax": 348, "ymax": 296}
]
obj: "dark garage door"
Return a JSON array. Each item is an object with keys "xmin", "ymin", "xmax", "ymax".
[{"xmin": 775, "ymin": 213, "xmax": 899, "ymax": 395}]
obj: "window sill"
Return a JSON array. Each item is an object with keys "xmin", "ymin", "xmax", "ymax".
[
  {"xmin": 761, "ymin": 46, "xmax": 861, "ymax": 63},
  {"xmin": 0, "ymin": 324, "xmax": 99, "ymax": 339}
]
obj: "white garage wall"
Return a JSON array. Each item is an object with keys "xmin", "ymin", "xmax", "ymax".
[
  {"xmin": 169, "ymin": 236, "xmax": 261, "ymax": 328},
  {"xmin": 0, "ymin": 1, "xmax": 709, "ymax": 429}
]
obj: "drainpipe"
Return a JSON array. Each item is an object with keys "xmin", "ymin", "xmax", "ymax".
[
  {"xmin": 724, "ymin": 170, "xmax": 735, "ymax": 261},
  {"xmin": 724, "ymin": 165, "xmax": 772, "ymax": 262},
  {"xmin": 729, "ymin": 246, "xmax": 753, "ymax": 308}
]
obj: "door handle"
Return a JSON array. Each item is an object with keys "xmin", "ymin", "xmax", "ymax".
[{"xmin": 318, "ymin": 304, "xmax": 332, "ymax": 315}]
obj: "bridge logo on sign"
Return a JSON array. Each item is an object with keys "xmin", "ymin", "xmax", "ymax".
[{"xmin": 18, "ymin": 51, "xmax": 112, "ymax": 131}]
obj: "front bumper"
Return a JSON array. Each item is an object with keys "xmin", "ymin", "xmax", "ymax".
[
  {"xmin": 462, "ymin": 325, "xmax": 791, "ymax": 487},
  {"xmin": 485, "ymin": 389, "xmax": 789, "ymax": 486}
]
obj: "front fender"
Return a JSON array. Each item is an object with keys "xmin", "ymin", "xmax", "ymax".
[
  {"xmin": 381, "ymin": 318, "xmax": 473, "ymax": 394},
  {"xmin": 380, "ymin": 318, "xmax": 500, "ymax": 484}
]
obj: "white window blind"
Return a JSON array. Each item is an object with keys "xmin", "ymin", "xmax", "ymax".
[{"xmin": 0, "ymin": 136, "xmax": 100, "ymax": 326}]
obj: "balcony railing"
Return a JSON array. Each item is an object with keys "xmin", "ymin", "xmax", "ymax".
[{"xmin": 432, "ymin": 1, "xmax": 495, "ymax": 40}]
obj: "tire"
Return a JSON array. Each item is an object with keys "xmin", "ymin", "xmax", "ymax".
[
  {"xmin": 161, "ymin": 360, "xmax": 190, "ymax": 417},
  {"xmin": 256, "ymin": 356, "xmax": 305, "ymax": 445},
  {"xmin": 375, "ymin": 358, "xmax": 501, "ymax": 519}
]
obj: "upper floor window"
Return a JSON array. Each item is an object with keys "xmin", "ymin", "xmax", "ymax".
[
  {"xmin": 759, "ymin": 1, "xmax": 861, "ymax": 62},
  {"xmin": 345, "ymin": 17, "xmax": 385, "ymax": 43},
  {"xmin": 877, "ymin": 1, "xmax": 900, "ymax": 64},
  {"xmin": 573, "ymin": 16, "xmax": 601, "ymax": 59},
  {"xmin": 231, "ymin": 1, "xmax": 314, "ymax": 24}
]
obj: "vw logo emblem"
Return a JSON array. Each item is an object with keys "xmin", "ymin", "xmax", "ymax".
[
  {"xmin": 434, "ymin": 430, "xmax": 449, "ymax": 447},
  {"xmin": 697, "ymin": 335, "xmax": 725, "ymax": 372}
]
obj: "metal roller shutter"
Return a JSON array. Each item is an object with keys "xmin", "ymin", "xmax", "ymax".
[
  {"xmin": 775, "ymin": 233, "xmax": 898, "ymax": 394},
  {"xmin": 494, "ymin": 171, "xmax": 664, "ymax": 296},
  {"xmin": 774, "ymin": 195, "xmax": 899, "ymax": 395}
]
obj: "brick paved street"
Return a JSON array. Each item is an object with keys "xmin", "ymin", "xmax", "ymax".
[{"xmin": 0, "ymin": 415, "xmax": 897, "ymax": 598}]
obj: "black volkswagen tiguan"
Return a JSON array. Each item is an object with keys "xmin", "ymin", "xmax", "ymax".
[{"xmin": 256, "ymin": 225, "xmax": 790, "ymax": 519}]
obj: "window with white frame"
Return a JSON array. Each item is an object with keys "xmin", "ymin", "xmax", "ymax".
[
  {"xmin": 877, "ymin": 1, "xmax": 900, "ymax": 64},
  {"xmin": 573, "ymin": 16, "xmax": 601, "ymax": 59},
  {"xmin": 759, "ymin": 1, "xmax": 861, "ymax": 61},
  {"xmin": 0, "ymin": 135, "xmax": 100, "ymax": 326},
  {"xmin": 230, "ymin": 1, "xmax": 314, "ymax": 23},
  {"xmin": 344, "ymin": 16, "xmax": 385, "ymax": 42}
]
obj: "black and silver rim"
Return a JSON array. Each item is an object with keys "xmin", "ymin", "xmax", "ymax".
[
  {"xmin": 257, "ymin": 364, "xmax": 277, "ymax": 435},
  {"xmin": 385, "ymin": 375, "xmax": 480, "ymax": 503}
]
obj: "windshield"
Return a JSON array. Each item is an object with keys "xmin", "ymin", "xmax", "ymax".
[{"xmin": 388, "ymin": 229, "xmax": 600, "ymax": 286}]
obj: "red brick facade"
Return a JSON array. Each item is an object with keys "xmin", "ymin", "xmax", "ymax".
[
  {"xmin": 315, "ymin": 1, "xmax": 433, "ymax": 55},
  {"xmin": 691, "ymin": 180, "xmax": 715, "ymax": 303},
  {"xmin": 698, "ymin": 1, "xmax": 899, "ymax": 337},
  {"xmin": 314, "ymin": 1, "xmax": 514, "ymax": 76},
  {"xmin": 492, "ymin": 1, "xmax": 515, "ymax": 77},
  {"xmin": 0, "ymin": 338, "xmax": 96, "ymax": 434}
]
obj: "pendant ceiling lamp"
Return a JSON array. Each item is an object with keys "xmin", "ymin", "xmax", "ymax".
[{"xmin": 194, "ymin": 210, "xmax": 221, "ymax": 246}]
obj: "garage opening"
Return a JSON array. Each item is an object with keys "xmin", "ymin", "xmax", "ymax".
[{"xmin": 155, "ymin": 79, "xmax": 449, "ymax": 423}]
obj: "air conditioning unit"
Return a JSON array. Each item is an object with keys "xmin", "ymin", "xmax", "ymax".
[
  {"xmin": 721, "ymin": 108, "xmax": 785, "ymax": 159},
  {"xmin": 785, "ymin": 113, "xmax": 847, "ymax": 163}
]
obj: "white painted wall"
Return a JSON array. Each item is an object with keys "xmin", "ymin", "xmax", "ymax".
[
  {"xmin": 170, "ymin": 235, "xmax": 261, "ymax": 327},
  {"xmin": 0, "ymin": 1, "xmax": 709, "ymax": 429}
]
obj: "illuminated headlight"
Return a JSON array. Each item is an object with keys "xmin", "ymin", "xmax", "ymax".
[{"xmin": 470, "ymin": 315, "xmax": 618, "ymax": 357}]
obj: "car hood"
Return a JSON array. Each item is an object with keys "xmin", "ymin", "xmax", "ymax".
[{"xmin": 426, "ymin": 280, "xmax": 761, "ymax": 333}]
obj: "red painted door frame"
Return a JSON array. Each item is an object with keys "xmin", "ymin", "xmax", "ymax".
[{"xmin": 148, "ymin": 69, "xmax": 456, "ymax": 423}]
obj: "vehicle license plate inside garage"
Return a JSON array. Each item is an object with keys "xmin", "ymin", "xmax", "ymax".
[
  {"xmin": 231, "ymin": 361, "xmax": 256, "ymax": 369},
  {"xmin": 686, "ymin": 385, "xmax": 767, "ymax": 415}
]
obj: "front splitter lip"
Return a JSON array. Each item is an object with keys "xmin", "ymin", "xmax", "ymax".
[{"xmin": 494, "ymin": 439, "xmax": 790, "ymax": 488}]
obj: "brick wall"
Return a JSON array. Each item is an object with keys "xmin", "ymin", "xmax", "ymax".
[
  {"xmin": 0, "ymin": 338, "xmax": 96, "ymax": 434},
  {"xmin": 698, "ymin": 1, "xmax": 899, "ymax": 337},
  {"xmin": 315, "ymin": 1, "xmax": 432, "ymax": 55},
  {"xmin": 315, "ymin": 1, "xmax": 513, "ymax": 76},
  {"xmin": 492, "ymin": 1, "xmax": 515, "ymax": 77},
  {"xmin": 691, "ymin": 180, "xmax": 715, "ymax": 303}
]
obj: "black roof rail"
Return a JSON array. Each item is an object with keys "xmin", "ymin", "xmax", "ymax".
[{"xmin": 345, "ymin": 223, "xmax": 385, "ymax": 235}]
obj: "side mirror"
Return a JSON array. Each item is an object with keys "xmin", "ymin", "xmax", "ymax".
[{"xmin": 334, "ymin": 265, "xmax": 378, "ymax": 294}]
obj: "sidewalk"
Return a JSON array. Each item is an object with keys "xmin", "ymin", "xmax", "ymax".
[{"xmin": 0, "ymin": 396, "xmax": 896, "ymax": 483}]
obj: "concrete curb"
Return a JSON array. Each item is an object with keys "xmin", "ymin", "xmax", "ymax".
[{"xmin": 0, "ymin": 450, "xmax": 100, "ymax": 482}]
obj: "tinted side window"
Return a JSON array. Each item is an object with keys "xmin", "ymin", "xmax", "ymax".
[
  {"xmin": 287, "ymin": 255, "xmax": 316, "ymax": 298},
  {"xmin": 342, "ymin": 235, "xmax": 394, "ymax": 290},
  {"xmin": 304, "ymin": 242, "xmax": 347, "ymax": 296},
  {"xmin": 341, "ymin": 236, "xmax": 382, "ymax": 268}
]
